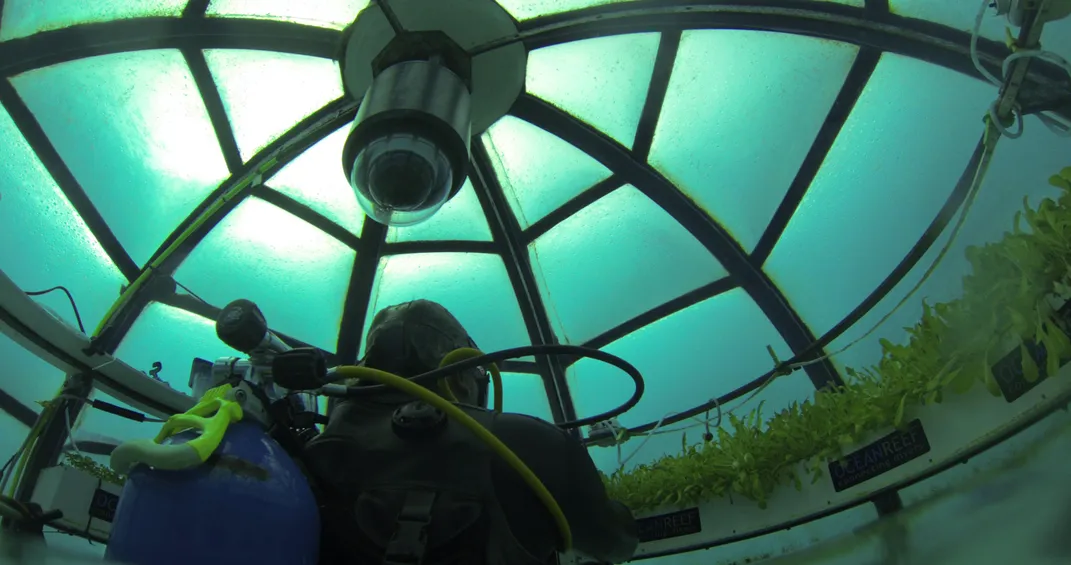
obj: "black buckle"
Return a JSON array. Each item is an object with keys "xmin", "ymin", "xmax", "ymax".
[{"xmin": 383, "ymin": 491, "xmax": 437, "ymax": 565}]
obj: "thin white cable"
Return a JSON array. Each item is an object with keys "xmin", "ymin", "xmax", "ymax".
[
  {"xmin": 1003, "ymin": 49, "xmax": 1071, "ymax": 137},
  {"xmin": 972, "ymin": 0, "xmax": 1003, "ymax": 87},
  {"xmin": 647, "ymin": 396, "xmax": 724, "ymax": 437},
  {"xmin": 971, "ymin": 0, "xmax": 1071, "ymax": 138},
  {"xmin": 616, "ymin": 413, "xmax": 668, "ymax": 471},
  {"xmin": 64, "ymin": 409, "xmax": 82, "ymax": 457},
  {"xmin": 90, "ymin": 358, "xmax": 117, "ymax": 372},
  {"xmin": 616, "ymin": 398, "xmax": 724, "ymax": 471},
  {"xmin": 1038, "ymin": 113, "xmax": 1071, "ymax": 137},
  {"xmin": 990, "ymin": 100, "xmax": 1026, "ymax": 139},
  {"xmin": 785, "ymin": 127, "xmax": 997, "ymax": 372}
]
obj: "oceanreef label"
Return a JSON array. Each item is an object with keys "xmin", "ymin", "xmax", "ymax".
[
  {"xmin": 636, "ymin": 507, "xmax": 702, "ymax": 543},
  {"xmin": 828, "ymin": 419, "xmax": 931, "ymax": 492}
]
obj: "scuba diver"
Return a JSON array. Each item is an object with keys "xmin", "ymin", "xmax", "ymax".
[{"xmin": 302, "ymin": 299, "xmax": 639, "ymax": 565}]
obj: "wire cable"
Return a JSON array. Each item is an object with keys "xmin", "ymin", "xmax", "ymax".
[
  {"xmin": 339, "ymin": 344, "xmax": 644, "ymax": 429},
  {"xmin": 971, "ymin": 0, "xmax": 1004, "ymax": 87},
  {"xmin": 24, "ymin": 286, "xmax": 85, "ymax": 334},
  {"xmin": 779, "ymin": 121, "xmax": 999, "ymax": 374},
  {"xmin": 174, "ymin": 280, "xmax": 209, "ymax": 305},
  {"xmin": 971, "ymin": 0, "xmax": 1071, "ymax": 138},
  {"xmin": 1003, "ymin": 48, "xmax": 1071, "ymax": 137},
  {"xmin": 613, "ymin": 396, "xmax": 733, "ymax": 471},
  {"xmin": 330, "ymin": 365, "xmax": 573, "ymax": 551},
  {"xmin": 64, "ymin": 409, "xmax": 82, "ymax": 458}
]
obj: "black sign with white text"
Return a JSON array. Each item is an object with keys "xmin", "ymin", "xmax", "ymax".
[
  {"xmin": 828, "ymin": 419, "xmax": 931, "ymax": 492},
  {"xmin": 636, "ymin": 507, "xmax": 702, "ymax": 542}
]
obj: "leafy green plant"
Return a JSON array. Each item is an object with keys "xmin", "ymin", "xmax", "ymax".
[
  {"xmin": 604, "ymin": 166, "xmax": 1071, "ymax": 512},
  {"xmin": 63, "ymin": 453, "xmax": 125, "ymax": 487}
]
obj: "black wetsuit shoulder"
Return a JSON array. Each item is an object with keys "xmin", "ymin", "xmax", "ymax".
[{"xmin": 484, "ymin": 411, "xmax": 638, "ymax": 563}]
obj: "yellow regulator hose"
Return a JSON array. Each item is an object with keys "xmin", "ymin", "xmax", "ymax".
[{"xmin": 331, "ymin": 364, "xmax": 572, "ymax": 551}]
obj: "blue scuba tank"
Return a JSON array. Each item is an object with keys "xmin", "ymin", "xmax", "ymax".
[{"xmin": 105, "ymin": 421, "xmax": 320, "ymax": 565}]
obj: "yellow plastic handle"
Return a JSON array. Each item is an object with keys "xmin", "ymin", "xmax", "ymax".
[
  {"xmin": 154, "ymin": 397, "xmax": 243, "ymax": 463},
  {"xmin": 110, "ymin": 384, "xmax": 243, "ymax": 474}
]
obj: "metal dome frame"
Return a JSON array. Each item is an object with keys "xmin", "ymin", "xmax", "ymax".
[
  {"xmin": 0, "ymin": 0, "xmax": 1069, "ymax": 552},
  {"xmin": 0, "ymin": 0, "xmax": 1066, "ymax": 417},
  {"xmin": 0, "ymin": 0, "xmax": 1068, "ymax": 501},
  {"xmin": 1, "ymin": 0, "xmax": 1068, "ymax": 425}
]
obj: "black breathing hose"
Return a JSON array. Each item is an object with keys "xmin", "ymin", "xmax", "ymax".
[{"xmin": 340, "ymin": 344, "xmax": 645, "ymax": 430}]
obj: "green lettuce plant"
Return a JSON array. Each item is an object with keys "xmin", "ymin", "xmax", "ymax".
[{"xmin": 604, "ymin": 166, "xmax": 1071, "ymax": 512}]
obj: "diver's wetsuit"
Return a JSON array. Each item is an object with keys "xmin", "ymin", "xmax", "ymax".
[{"xmin": 304, "ymin": 396, "xmax": 639, "ymax": 565}]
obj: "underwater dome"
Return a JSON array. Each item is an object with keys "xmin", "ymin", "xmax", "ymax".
[{"xmin": 1, "ymin": 0, "xmax": 1071, "ymax": 564}]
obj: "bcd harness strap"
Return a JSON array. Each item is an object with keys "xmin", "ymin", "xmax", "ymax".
[{"xmin": 383, "ymin": 490, "xmax": 438, "ymax": 565}]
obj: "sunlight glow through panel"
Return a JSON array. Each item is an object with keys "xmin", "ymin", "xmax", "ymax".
[
  {"xmin": 362, "ymin": 253, "xmax": 530, "ymax": 356},
  {"xmin": 765, "ymin": 53, "xmax": 996, "ymax": 338},
  {"xmin": 12, "ymin": 50, "xmax": 231, "ymax": 267},
  {"xmin": 827, "ymin": 116, "xmax": 1069, "ymax": 380},
  {"xmin": 650, "ymin": 31, "xmax": 858, "ymax": 253},
  {"xmin": 268, "ymin": 123, "xmax": 365, "ymax": 237},
  {"xmin": 205, "ymin": 49, "xmax": 345, "ymax": 162},
  {"xmin": 386, "ymin": 179, "xmax": 493, "ymax": 243},
  {"xmin": 483, "ymin": 116, "xmax": 611, "ymax": 229},
  {"xmin": 568, "ymin": 288, "xmax": 816, "ymax": 475},
  {"xmin": 527, "ymin": 33, "xmax": 660, "ymax": 149},
  {"xmin": 496, "ymin": 0, "xmax": 637, "ymax": 19},
  {"xmin": 529, "ymin": 185, "xmax": 728, "ymax": 344},
  {"xmin": 0, "ymin": 105, "xmax": 126, "ymax": 331},
  {"xmin": 0, "ymin": 332, "xmax": 64, "ymax": 417},
  {"xmin": 207, "ymin": 0, "xmax": 371, "ymax": 29},
  {"xmin": 499, "ymin": 373, "xmax": 553, "ymax": 422},
  {"xmin": 497, "ymin": 0, "xmax": 863, "ymax": 21},
  {"xmin": 174, "ymin": 197, "xmax": 355, "ymax": 351},
  {"xmin": 115, "ymin": 303, "xmax": 242, "ymax": 393},
  {"xmin": 0, "ymin": 0, "xmax": 187, "ymax": 41}
]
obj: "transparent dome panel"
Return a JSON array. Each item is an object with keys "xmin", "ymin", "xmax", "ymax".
[
  {"xmin": 115, "ymin": 303, "xmax": 243, "ymax": 394},
  {"xmin": 204, "ymin": 49, "xmax": 345, "ymax": 162},
  {"xmin": 878, "ymin": 420, "xmax": 1070, "ymax": 565},
  {"xmin": 497, "ymin": 0, "xmax": 865, "ymax": 20},
  {"xmin": 527, "ymin": 32, "xmax": 660, "ymax": 149},
  {"xmin": 827, "ymin": 121, "xmax": 1069, "ymax": 377},
  {"xmin": 499, "ymin": 372, "xmax": 553, "ymax": 422},
  {"xmin": 0, "ymin": 332, "xmax": 64, "ymax": 416},
  {"xmin": 568, "ymin": 288, "xmax": 816, "ymax": 474},
  {"xmin": 267, "ymin": 122, "xmax": 366, "ymax": 237},
  {"xmin": 386, "ymin": 179, "xmax": 493, "ymax": 243},
  {"xmin": 174, "ymin": 197, "xmax": 356, "ymax": 352},
  {"xmin": 362, "ymin": 253, "xmax": 530, "ymax": 357},
  {"xmin": 673, "ymin": 505, "xmax": 879, "ymax": 565},
  {"xmin": 0, "ymin": 105, "xmax": 125, "ymax": 331},
  {"xmin": 206, "ymin": 0, "xmax": 371, "ymax": 29},
  {"xmin": 765, "ymin": 53, "xmax": 997, "ymax": 338},
  {"xmin": 11, "ymin": 49, "xmax": 231, "ymax": 266},
  {"xmin": 0, "ymin": 0, "xmax": 187, "ymax": 41},
  {"xmin": 529, "ymin": 184, "xmax": 728, "ymax": 344},
  {"xmin": 898, "ymin": 402, "xmax": 1068, "ymax": 510},
  {"xmin": 483, "ymin": 116, "xmax": 611, "ymax": 230},
  {"xmin": 496, "ymin": 0, "xmax": 638, "ymax": 20},
  {"xmin": 650, "ymin": 31, "xmax": 858, "ymax": 253}
]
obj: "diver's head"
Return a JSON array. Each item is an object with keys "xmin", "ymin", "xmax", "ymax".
[{"xmin": 361, "ymin": 299, "xmax": 488, "ymax": 407}]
